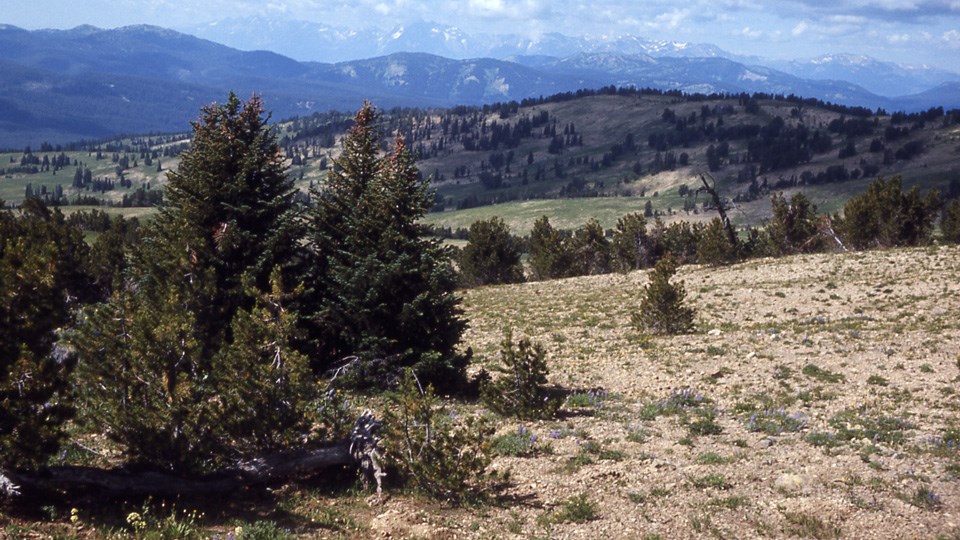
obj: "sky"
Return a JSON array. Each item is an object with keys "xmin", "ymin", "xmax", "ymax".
[{"xmin": 4, "ymin": 0, "xmax": 960, "ymax": 71}]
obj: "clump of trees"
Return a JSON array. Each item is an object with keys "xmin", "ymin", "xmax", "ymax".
[
  {"xmin": 453, "ymin": 175, "xmax": 953, "ymax": 291},
  {"xmin": 72, "ymin": 94, "xmax": 315, "ymax": 472},
  {"xmin": 1, "ymin": 95, "xmax": 474, "ymax": 490},
  {"xmin": 837, "ymin": 176, "xmax": 941, "ymax": 249}
]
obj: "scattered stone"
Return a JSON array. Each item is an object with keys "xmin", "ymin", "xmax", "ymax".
[{"xmin": 775, "ymin": 473, "xmax": 807, "ymax": 492}]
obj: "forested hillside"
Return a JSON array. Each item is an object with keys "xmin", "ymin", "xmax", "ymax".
[{"xmin": 4, "ymin": 89, "xmax": 957, "ymax": 231}]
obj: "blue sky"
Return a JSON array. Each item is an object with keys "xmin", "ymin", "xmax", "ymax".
[{"xmin": 5, "ymin": 0, "xmax": 960, "ymax": 71}]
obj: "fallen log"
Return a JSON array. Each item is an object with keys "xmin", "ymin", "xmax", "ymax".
[{"xmin": 1, "ymin": 412, "xmax": 383, "ymax": 499}]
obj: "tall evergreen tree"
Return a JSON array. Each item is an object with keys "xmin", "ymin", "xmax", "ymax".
[
  {"xmin": 307, "ymin": 103, "xmax": 467, "ymax": 392},
  {"xmin": 73, "ymin": 94, "xmax": 313, "ymax": 472},
  {"xmin": 153, "ymin": 92, "xmax": 302, "ymax": 355}
]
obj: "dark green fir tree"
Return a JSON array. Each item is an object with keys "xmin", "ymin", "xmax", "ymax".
[
  {"xmin": 632, "ymin": 254, "xmax": 696, "ymax": 335},
  {"xmin": 307, "ymin": 103, "xmax": 467, "ymax": 392},
  {"xmin": 458, "ymin": 217, "xmax": 525, "ymax": 287},
  {"xmin": 73, "ymin": 94, "xmax": 313, "ymax": 472}
]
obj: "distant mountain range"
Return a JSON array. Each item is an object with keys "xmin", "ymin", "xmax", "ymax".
[
  {"xmin": 184, "ymin": 17, "xmax": 959, "ymax": 97},
  {"xmin": 0, "ymin": 23, "xmax": 958, "ymax": 147},
  {"xmin": 183, "ymin": 18, "xmax": 739, "ymax": 64}
]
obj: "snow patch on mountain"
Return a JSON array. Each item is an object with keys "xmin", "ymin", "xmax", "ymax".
[{"xmin": 740, "ymin": 69, "xmax": 768, "ymax": 82}]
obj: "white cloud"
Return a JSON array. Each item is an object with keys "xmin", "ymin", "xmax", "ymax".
[
  {"xmin": 648, "ymin": 8, "xmax": 692, "ymax": 29},
  {"xmin": 469, "ymin": 0, "xmax": 504, "ymax": 12},
  {"xmin": 943, "ymin": 28, "xmax": 960, "ymax": 47}
]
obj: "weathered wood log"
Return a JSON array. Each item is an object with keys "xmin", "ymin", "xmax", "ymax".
[
  {"xmin": 698, "ymin": 173, "xmax": 739, "ymax": 249},
  {"xmin": 1, "ymin": 412, "xmax": 383, "ymax": 499}
]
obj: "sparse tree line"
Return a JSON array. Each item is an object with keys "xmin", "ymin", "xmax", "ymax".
[{"xmin": 456, "ymin": 175, "xmax": 960, "ymax": 288}]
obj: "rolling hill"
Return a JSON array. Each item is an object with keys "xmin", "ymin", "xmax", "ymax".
[{"xmin": 5, "ymin": 90, "xmax": 956, "ymax": 237}]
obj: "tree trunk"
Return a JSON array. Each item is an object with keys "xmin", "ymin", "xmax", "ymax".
[
  {"xmin": 698, "ymin": 174, "xmax": 738, "ymax": 248},
  {"xmin": 1, "ymin": 413, "xmax": 383, "ymax": 499}
]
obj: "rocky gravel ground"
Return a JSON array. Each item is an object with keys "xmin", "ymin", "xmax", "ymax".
[{"xmin": 382, "ymin": 245, "xmax": 960, "ymax": 539}]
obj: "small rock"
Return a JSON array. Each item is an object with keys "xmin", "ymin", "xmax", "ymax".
[{"xmin": 775, "ymin": 473, "xmax": 807, "ymax": 492}]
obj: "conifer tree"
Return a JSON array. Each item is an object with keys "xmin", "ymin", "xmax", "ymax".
[
  {"xmin": 696, "ymin": 217, "xmax": 736, "ymax": 266},
  {"xmin": 527, "ymin": 216, "xmax": 575, "ymax": 280},
  {"xmin": 572, "ymin": 218, "xmax": 612, "ymax": 275},
  {"xmin": 73, "ymin": 94, "xmax": 313, "ymax": 472},
  {"xmin": 0, "ymin": 199, "xmax": 90, "ymax": 470},
  {"xmin": 767, "ymin": 192, "xmax": 819, "ymax": 255},
  {"xmin": 459, "ymin": 217, "xmax": 525, "ymax": 287},
  {"xmin": 632, "ymin": 254, "xmax": 695, "ymax": 335},
  {"xmin": 154, "ymin": 92, "xmax": 302, "ymax": 356},
  {"xmin": 611, "ymin": 213, "xmax": 649, "ymax": 272},
  {"xmin": 942, "ymin": 199, "xmax": 960, "ymax": 244},
  {"xmin": 840, "ymin": 176, "xmax": 939, "ymax": 249},
  {"xmin": 307, "ymin": 103, "xmax": 466, "ymax": 392}
]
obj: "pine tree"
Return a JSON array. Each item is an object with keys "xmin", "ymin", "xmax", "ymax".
[
  {"xmin": 73, "ymin": 94, "xmax": 312, "ymax": 472},
  {"xmin": 840, "ymin": 176, "xmax": 939, "ymax": 249},
  {"xmin": 632, "ymin": 254, "xmax": 695, "ymax": 335},
  {"xmin": 696, "ymin": 217, "xmax": 736, "ymax": 266},
  {"xmin": 459, "ymin": 217, "xmax": 525, "ymax": 287},
  {"xmin": 154, "ymin": 92, "xmax": 302, "ymax": 355},
  {"xmin": 767, "ymin": 192, "xmax": 819, "ymax": 255},
  {"xmin": 572, "ymin": 218, "xmax": 612, "ymax": 275},
  {"xmin": 86, "ymin": 215, "xmax": 139, "ymax": 299},
  {"xmin": 611, "ymin": 213, "xmax": 649, "ymax": 272},
  {"xmin": 482, "ymin": 329, "xmax": 558, "ymax": 420},
  {"xmin": 527, "ymin": 216, "xmax": 575, "ymax": 280},
  {"xmin": 942, "ymin": 199, "xmax": 960, "ymax": 244},
  {"xmin": 0, "ymin": 199, "xmax": 90, "ymax": 470},
  {"xmin": 307, "ymin": 103, "xmax": 467, "ymax": 392}
]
